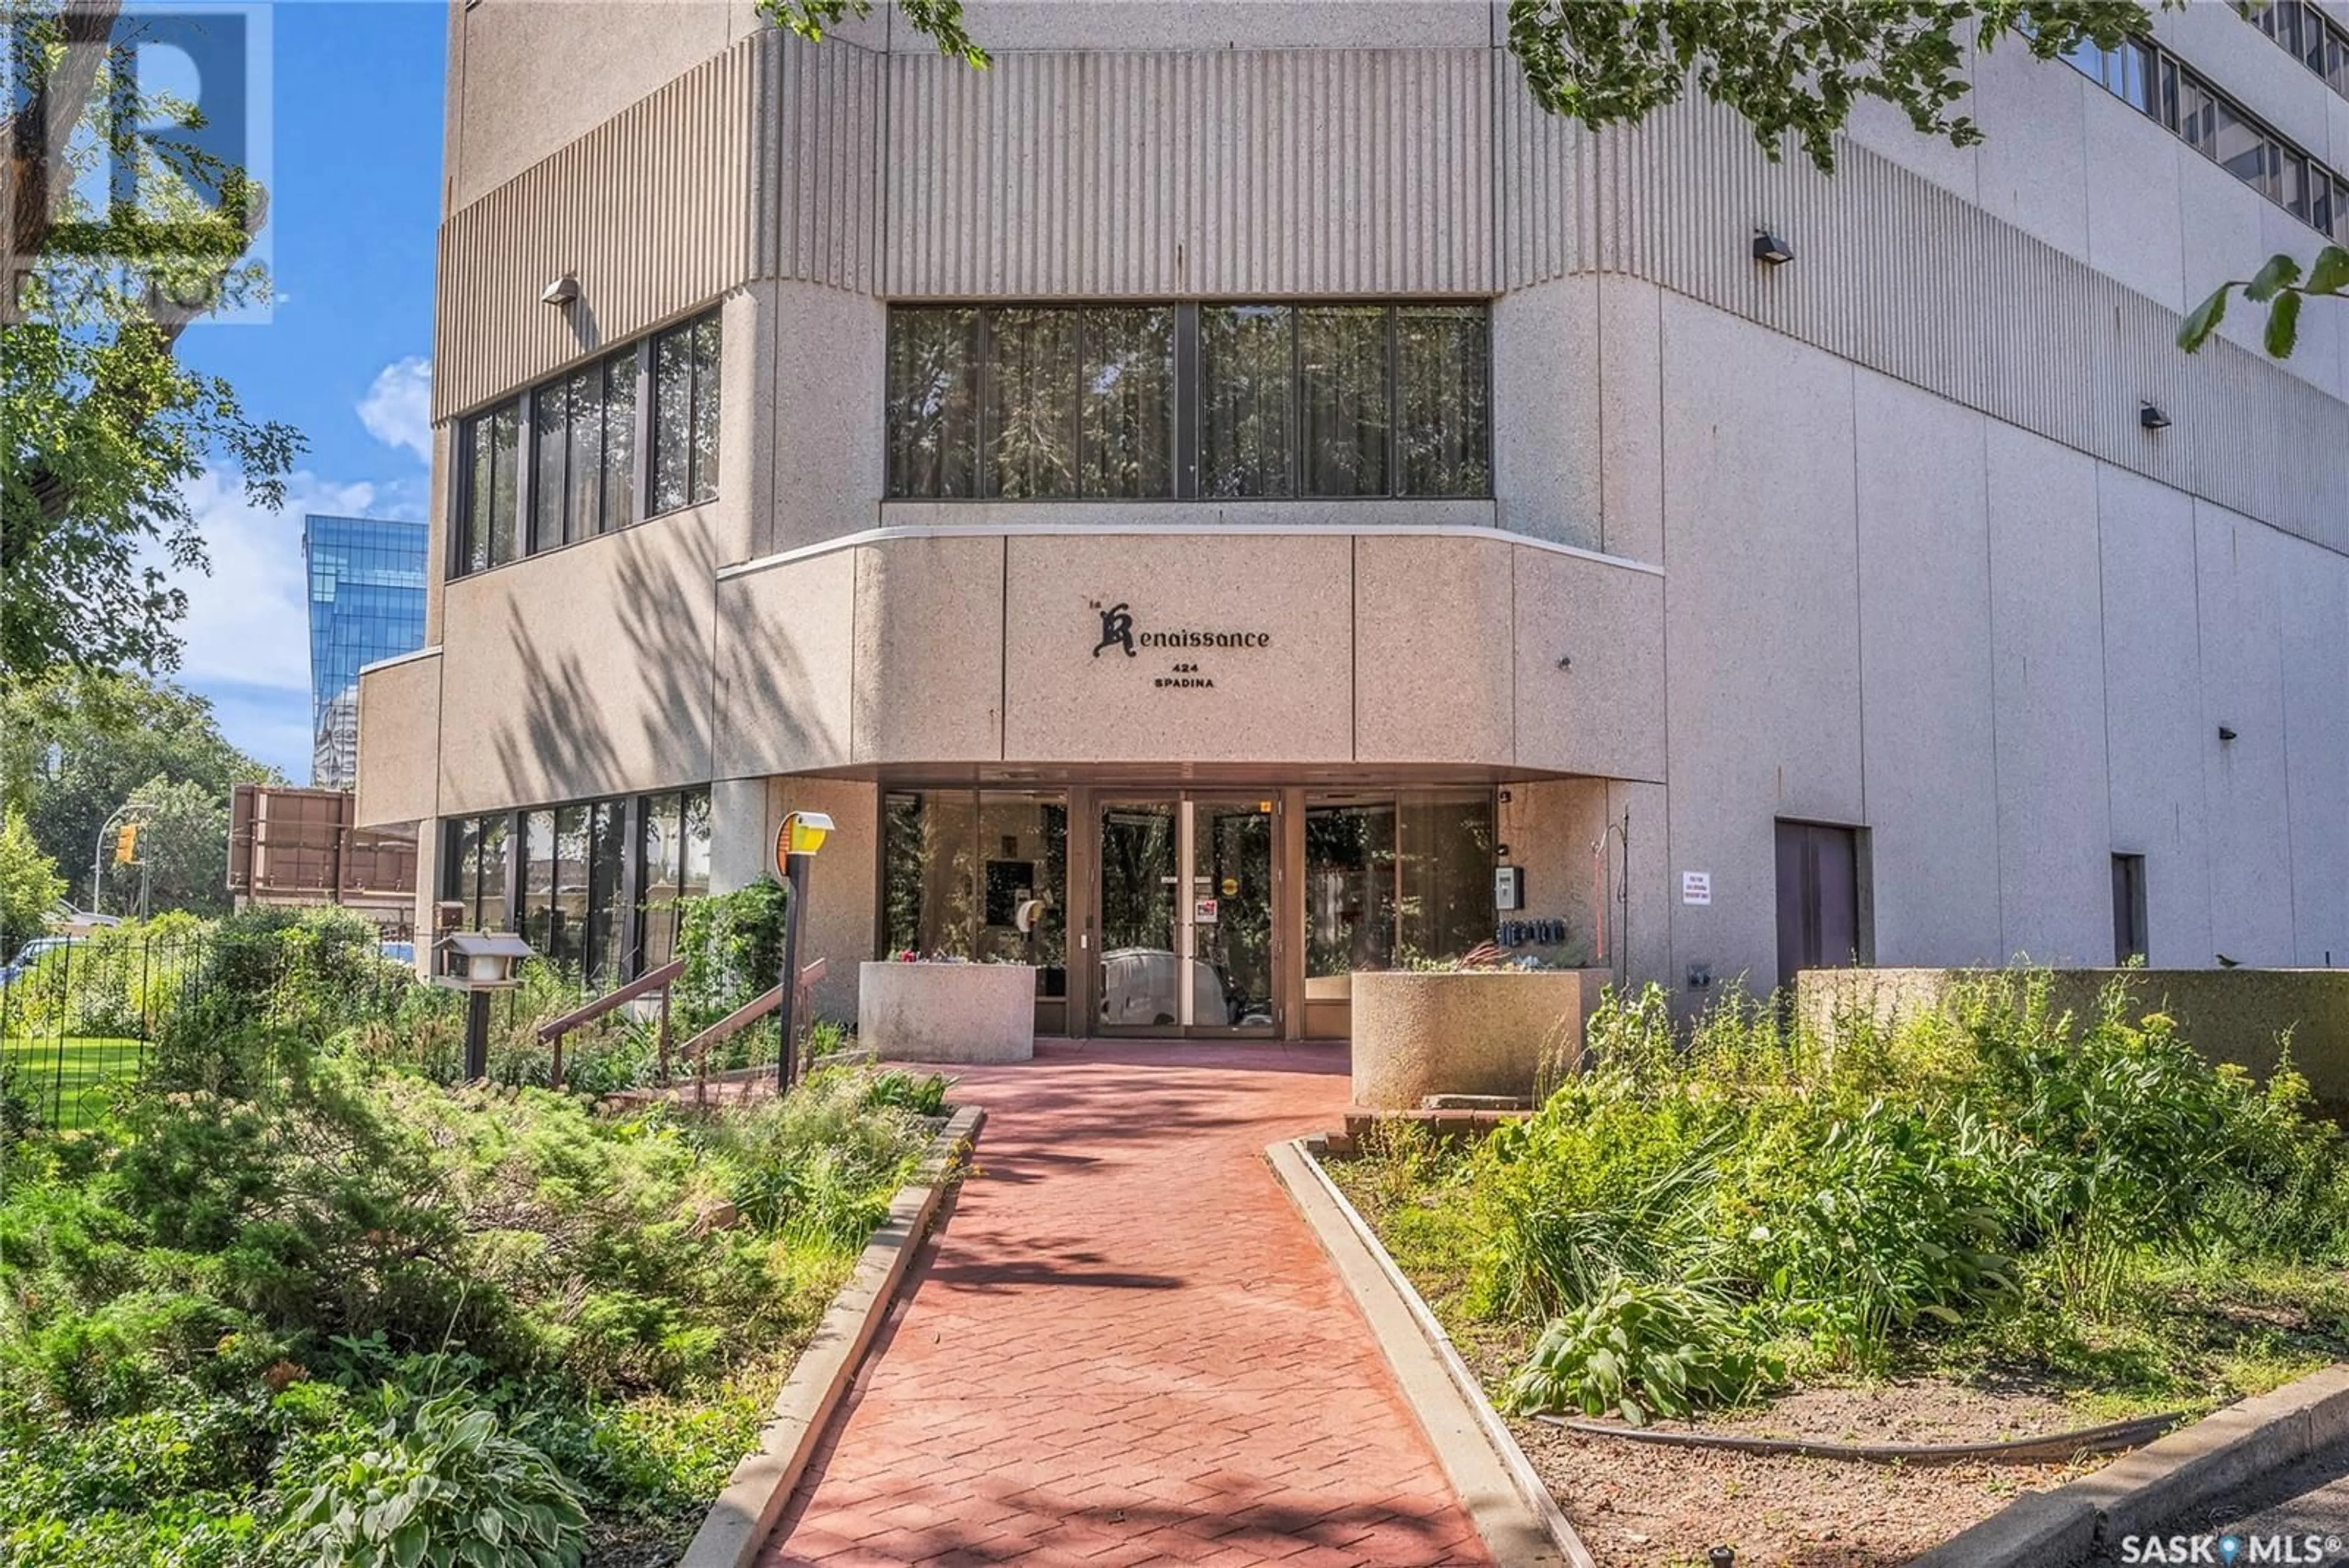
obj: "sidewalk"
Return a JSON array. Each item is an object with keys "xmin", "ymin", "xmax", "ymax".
[{"xmin": 760, "ymin": 1040, "xmax": 1494, "ymax": 1567}]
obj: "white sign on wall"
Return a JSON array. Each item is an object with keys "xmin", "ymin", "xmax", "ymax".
[{"xmin": 1680, "ymin": 871, "xmax": 1712, "ymax": 907}]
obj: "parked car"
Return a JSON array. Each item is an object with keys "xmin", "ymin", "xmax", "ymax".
[{"xmin": 0, "ymin": 935, "xmax": 75, "ymax": 987}]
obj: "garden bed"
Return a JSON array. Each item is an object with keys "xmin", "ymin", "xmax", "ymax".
[
  {"xmin": 0, "ymin": 905, "xmax": 960, "ymax": 1568},
  {"xmin": 1327, "ymin": 973, "xmax": 2349, "ymax": 1568}
]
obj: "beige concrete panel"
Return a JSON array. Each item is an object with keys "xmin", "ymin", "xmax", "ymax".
[
  {"xmin": 766, "ymin": 283, "xmax": 886, "ymax": 555},
  {"xmin": 1490, "ymin": 278, "xmax": 1599, "ymax": 551},
  {"xmin": 713, "ymin": 548, "xmax": 858, "ymax": 778},
  {"xmin": 852, "ymin": 535, "xmax": 1006, "ymax": 764},
  {"xmin": 2097, "ymin": 464, "xmax": 2213, "ymax": 969},
  {"xmin": 1000, "ymin": 533, "xmax": 1353, "ymax": 764},
  {"xmin": 707, "ymin": 775, "xmax": 771, "ymax": 895},
  {"xmin": 425, "ymin": 422, "xmax": 454, "ymax": 642},
  {"xmin": 1354, "ymin": 535, "xmax": 1513, "ymax": 766},
  {"xmin": 1606, "ymin": 778, "xmax": 1673, "ymax": 998},
  {"xmin": 447, "ymin": 0, "xmax": 754, "ymax": 211},
  {"xmin": 766, "ymin": 776, "xmax": 878, "ymax": 1024},
  {"xmin": 1497, "ymin": 779, "xmax": 1612, "ymax": 967},
  {"xmin": 1512, "ymin": 548, "xmax": 1666, "ymax": 783},
  {"xmin": 355, "ymin": 652, "xmax": 443, "ymax": 830},
  {"xmin": 1597, "ymin": 275, "xmax": 1665, "ymax": 566},
  {"xmin": 938, "ymin": 1, "xmax": 1490, "ymax": 52},
  {"xmin": 437, "ymin": 516, "xmax": 719, "ymax": 813},
  {"xmin": 2197, "ymin": 503, "xmax": 2299, "ymax": 966},
  {"xmin": 2082, "ymin": 95, "xmax": 2184, "ymax": 312},
  {"xmin": 1986, "ymin": 422, "xmax": 2112, "ymax": 963},
  {"xmin": 1659, "ymin": 296, "xmax": 1865, "ymax": 1000},
  {"xmin": 1969, "ymin": 44, "xmax": 2090, "ymax": 262},
  {"xmin": 1853, "ymin": 374, "xmax": 2001, "ymax": 968}
]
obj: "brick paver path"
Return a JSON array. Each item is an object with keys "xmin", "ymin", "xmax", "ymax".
[{"xmin": 760, "ymin": 1039, "xmax": 1494, "ymax": 1568}]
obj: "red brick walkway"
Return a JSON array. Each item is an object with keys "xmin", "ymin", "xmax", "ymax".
[{"xmin": 760, "ymin": 1040, "xmax": 1494, "ymax": 1568}]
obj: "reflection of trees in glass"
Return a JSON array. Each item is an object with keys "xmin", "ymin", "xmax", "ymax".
[
  {"xmin": 1201, "ymin": 808, "xmax": 1273, "ymax": 1020},
  {"xmin": 1398, "ymin": 306, "xmax": 1491, "ymax": 496},
  {"xmin": 1099, "ymin": 806, "xmax": 1175, "ymax": 952},
  {"xmin": 1304, "ymin": 803, "xmax": 1397, "ymax": 975},
  {"xmin": 886, "ymin": 310, "xmax": 981, "ymax": 496},
  {"xmin": 1082, "ymin": 308, "xmax": 1174, "ymax": 497},
  {"xmin": 1299, "ymin": 307, "xmax": 1389, "ymax": 496},
  {"xmin": 1397, "ymin": 791, "xmax": 1496, "ymax": 965},
  {"xmin": 985, "ymin": 309, "xmax": 1080, "ymax": 497},
  {"xmin": 1200, "ymin": 305, "xmax": 1293, "ymax": 497}
]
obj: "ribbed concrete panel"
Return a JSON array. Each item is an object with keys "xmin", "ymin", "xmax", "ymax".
[
  {"xmin": 433, "ymin": 38, "xmax": 762, "ymax": 420},
  {"xmin": 881, "ymin": 48, "xmax": 1494, "ymax": 297},
  {"xmin": 1496, "ymin": 83, "xmax": 2349, "ymax": 552},
  {"xmin": 756, "ymin": 31, "xmax": 883, "ymax": 292}
]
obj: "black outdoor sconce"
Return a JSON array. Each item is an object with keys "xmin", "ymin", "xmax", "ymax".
[{"xmin": 1752, "ymin": 229, "xmax": 1793, "ymax": 266}]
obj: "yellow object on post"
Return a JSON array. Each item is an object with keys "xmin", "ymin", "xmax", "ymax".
[
  {"xmin": 774, "ymin": 810, "xmax": 835, "ymax": 871},
  {"xmin": 113, "ymin": 823, "xmax": 139, "ymax": 864}
]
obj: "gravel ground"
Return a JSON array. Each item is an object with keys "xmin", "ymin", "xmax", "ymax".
[
  {"xmin": 2093, "ymin": 1435, "xmax": 2349, "ymax": 1563},
  {"xmin": 1504, "ymin": 1381, "xmax": 2130, "ymax": 1568}
]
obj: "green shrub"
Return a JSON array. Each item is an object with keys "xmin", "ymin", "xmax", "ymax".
[
  {"xmin": 274, "ymin": 1394, "xmax": 588, "ymax": 1568},
  {"xmin": 861, "ymin": 1068, "xmax": 951, "ymax": 1117},
  {"xmin": 1500, "ymin": 1277, "xmax": 1777, "ymax": 1424},
  {"xmin": 675, "ymin": 882, "xmax": 790, "ymax": 1032}
]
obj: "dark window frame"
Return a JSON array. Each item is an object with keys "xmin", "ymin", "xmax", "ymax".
[
  {"xmin": 2072, "ymin": 29, "xmax": 2349, "ymax": 245},
  {"xmin": 884, "ymin": 299, "xmax": 1496, "ymax": 503},
  {"xmin": 439, "ymin": 783, "xmax": 713, "ymax": 987},
  {"xmin": 448, "ymin": 308, "xmax": 719, "ymax": 582}
]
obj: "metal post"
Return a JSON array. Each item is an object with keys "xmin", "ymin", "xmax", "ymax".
[
  {"xmin": 464, "ymin": 989, "xmax": 491, "ymax": 1081},
  {"xmin": 774, "ymin": 852, "xmax": 810, "ymax": 1092}
]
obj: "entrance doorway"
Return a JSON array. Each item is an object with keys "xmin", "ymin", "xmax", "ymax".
[{"xmin": 1096, "ymin": 795, "xmax": 1278, "ymax": 1036}]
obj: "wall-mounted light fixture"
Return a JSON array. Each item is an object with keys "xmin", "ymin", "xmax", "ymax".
[
  {"xmin": 2139, "ymin": 401, "xmax": 2172, "ymax": 430},
  {"xmin": 541, "ymin": 273, "xmax": 580, "ymax": 307},
  {"xmin": 2219, "ymin": 725, "xmax": 2239, "ymax": 742},
  {"xmin": 1752, "ymin": 229, "xmax": 1794, "ymax": 266},
  {"xmin": 1556, "ymin": 653, "xmax": 1573, "ymax": 669}
]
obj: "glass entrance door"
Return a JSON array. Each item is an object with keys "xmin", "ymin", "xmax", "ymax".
[{"xmin": 1096, "ymin": 795, "xmax": 1277, "ymax": 1036}]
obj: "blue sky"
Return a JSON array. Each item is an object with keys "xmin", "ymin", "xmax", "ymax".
[{"xmin": 168, "ymin": 0, "xmax": 446, "ymax": 779}]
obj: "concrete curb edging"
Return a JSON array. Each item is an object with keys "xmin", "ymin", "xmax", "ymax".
[
  {"xmin": 1906, "ymin": 1362, "xmax": 2349, "ymax": 1568},
  {"xmin": 1266, "ymin": 1137, "xmax": 1597, "ymax": 1568},
  {"xmin": 677, "ymin": 1103, "xmax": 986, "ymax": 1568}
]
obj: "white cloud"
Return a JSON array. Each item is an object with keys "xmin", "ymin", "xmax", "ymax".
[
  {"xmin": 357, "ymin": 356, "xmax": 432, "ymax": 464},
  {"xmin": 166, "ymin": 466, "xmax": 382, "ymax": 699}
]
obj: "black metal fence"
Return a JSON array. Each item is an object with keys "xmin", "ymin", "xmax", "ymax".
[{"xmin": 0, "ymin": 926, "xmax": 417, "ymax": 1129}]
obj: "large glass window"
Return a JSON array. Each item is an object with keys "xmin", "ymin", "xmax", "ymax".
[
  {"xmin": 456, "ymin": 403, "xmax": 519, "ymax": 574},
  {"xmin": 1199, "ymin": 305, "xmax": 1294, "ymax": 497},
  {"xmin": 451, "ymin": 310, "xmax": 713, "ymax": 579},
  {"xmin": 2238, "ymin": 0, "xmax": 2349, "ymax": 106},
  {"xmin": 651, "ymin": 313, "xmax": 721, "ymax": 514},
  {"xmin": 888, "ymin": 302, "xmax": 1490, "ymax": 501},
  {"xmin": 443, "ymin": 786, "xmax": 711, "ymax": 989},
  {"xmin": 1302, "ymin": 790, "xmax": 1493, "ymax": 975},
  {"xmin": 886, "ymin": 307, "xmax": 981, "ymax": 497},
  {"xmin": 881, "ymin": 789, "xmax": 1068, "ymax": 997},
  {"xmin": 529, "ymin": 344, "xmax": 637, "ymax": 551}
]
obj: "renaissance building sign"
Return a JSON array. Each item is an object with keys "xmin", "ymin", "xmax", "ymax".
[{"xmin": 1090, "ymin": 601, "xmax": 1273, "ymax": 688}]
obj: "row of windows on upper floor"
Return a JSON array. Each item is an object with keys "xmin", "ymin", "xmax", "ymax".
[
  {"xmin": 451, "ymin": 311, "xmax": 721, "ymax": 579},
  {"xmin": 886, "ymin": 302, "xmax": 1493, "ymax": 500},
  {"xmin": 2063, "ymin": 32, "xmax": 2349, "ymax": 247},
  {"xmin": 448, "ymin": 300, "xmax": 1492, "ymax": 579},
  {"xmin": 2238, "ymin": 0, "xmax": 2349, "ymax": 108}
]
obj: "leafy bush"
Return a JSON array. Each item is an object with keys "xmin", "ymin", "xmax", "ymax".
[
  {"xmin": 275, "ymin": 1394, "xmax": 587, "ymax": 1568},
  {"xmin": 675, "ymin": 881, "xmax": 790, "ymax": 1032},
  {"xmin": 1501, "ymin": 1278, "xmax": 1777, "ymax": 1424},
  {"xmin": 1428, "ymin": 973, "xmax": 2349, "ymax": 1410},
  {"xmin": 861, "ymin": 1068, "xmax": 952, "ymax": 1117}
]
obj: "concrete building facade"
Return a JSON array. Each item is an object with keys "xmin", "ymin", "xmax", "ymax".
[{"xmin": 359, "ymin": 0, "xmax": 2349, "ymax": 1031}]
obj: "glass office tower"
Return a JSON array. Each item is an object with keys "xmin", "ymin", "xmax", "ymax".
[{"xmin": 304, "ymin": 515, "xmax": 428, "ymax": 790}]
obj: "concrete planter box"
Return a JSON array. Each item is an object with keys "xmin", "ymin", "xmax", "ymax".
[
  {"xmin": 858, "ymin": 960, "xmax": 1035, "ymax": 1064},
  {"xmin": 1351, "ymin": 968, "xmax": 1609, "ymax": 1110}
]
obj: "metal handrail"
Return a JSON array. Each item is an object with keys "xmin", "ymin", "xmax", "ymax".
[
  {"xmin": 536, "ymin": 957, "xmax": 685, "ymax": 1090},
  {"xmin": 678, "ymin": 957, "xmax": 826, "ymax": 1103}
]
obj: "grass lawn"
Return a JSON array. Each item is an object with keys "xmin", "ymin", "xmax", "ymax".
[{"xmin": 1, "ymin": 1036, "xmax": 145, "ymax": 1127}]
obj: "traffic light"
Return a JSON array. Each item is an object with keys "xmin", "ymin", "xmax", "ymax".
[{"xmin": 113, "ymin": 823, "xmax": 139, "ymax": 865}]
